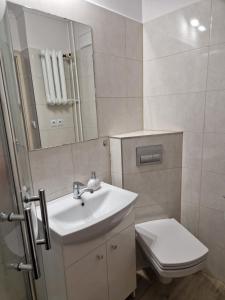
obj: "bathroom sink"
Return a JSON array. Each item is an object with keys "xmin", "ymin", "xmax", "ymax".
[{"xmin": 36, "ymin": 182, "xmax": 138, "ymax": 244}]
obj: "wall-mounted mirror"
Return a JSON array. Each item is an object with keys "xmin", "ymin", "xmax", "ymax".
[{"xmin": 7, "ymin": 3, "xmax": 98, "ymax": 150}]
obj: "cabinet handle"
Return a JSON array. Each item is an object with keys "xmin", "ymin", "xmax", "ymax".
[
  {"xmin": 96, "ymin": 254, "xmax": 104, "ymax": 260},
  {"xmin": 111, "ymin": 245, "xmax": 118, "ymax": 250}
]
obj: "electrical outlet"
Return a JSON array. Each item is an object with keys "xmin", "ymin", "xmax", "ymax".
[
  {"xmin": 50, "ymin": 119, "xmax": 57, "ymax": 127},
  {"xmin": 57, "ymin": 119, "xmax": 64, "ymax": 126}
]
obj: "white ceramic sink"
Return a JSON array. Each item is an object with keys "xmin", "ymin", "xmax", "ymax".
[{"xmin": 37, "ymin": 182, "xmax": 138, "ymax": 244}]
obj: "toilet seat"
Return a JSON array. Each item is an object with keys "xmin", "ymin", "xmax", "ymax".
[{"xmin": 135, "ymin": 218, "xmax": 208, "ymax": 279}]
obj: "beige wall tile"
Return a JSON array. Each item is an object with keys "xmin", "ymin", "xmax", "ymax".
[
  {"xmin": 123, "ymin": 168, "xmax": 181, "ymax": 209},
  {"xmin": 168, "ymin": 197, "xmax": 181, "ymax": 222},
  {"xmin": 205, "ymin": 91, "xmax": 225, "ymax": 133},
  {"xmin": 82, "ymin": 124, "xmax": 98, "ymax": 142},
  {"xmin": 200, "ymin": 171, "xmax": 225, "ymax": 212},
  {"xmin": 29, "ymin": 145, "xmax": 73, "ymax": 200},
  {"xmin": 207, "ymin": 44, "xmax": 225, "ymax": 91},
  {"xmin": 40, "ymin": 127, "xmax": 75, "ymax": 148},
  {"xmin": 181, "ymin": 167, "xmax": 201, "ymax": 207},
  {"xmin": 181, "ymin": 202, "xmax": 199, "ymax": 236},
  {"xmin": 143, "ymin": 98, "xmax": 152, "ymax": 130},
  {"xmin": 126, "ymin": 59, "xmax": 143, "ymax": 98},
  {"xmin": 89, "ymin": 6, "xmax": 126, "ymax": 57},
  {"xmin": 211, "ymin": 0, "xmax": 225, "ymax": 46},
  {"xmin": 203, "ymin": 133, "xmax": 225, "ymax": 174},
  {"xmin": 206, "ymin": 245, "xmax": 225, "ymax": 282},
  {"xmin": 94, "ymin": 53, "xmax": 127, "ymax": 98},
  {"xmin": 182, "ymin": 132, "xmax": 203, "ymax": 169},
  {"xmin": 125, "ymin": 18, "xmax": 143, "ymax": 60},
  {"xmin": 144, "ymin": 48, "xmax": 208, "ymax": 97},
  {"xmin": 134, "ymin": 204, "xmax": 170, "ymax": 224},
  {"xmin": 97, "ymin": 98, "xmax": 143, "ymax": 137},
  {"xmin": 95, "ymin": 53, "xmax": 143, "ymax": 99},
  {"xmin": 144, "ymin": 93, "xmax": 206, "ymax": 133},
  {"xmin": 71, "ymin": 138, "xmax": 110, "ymax": 183},
  {"xmin": 143, "ymin": 0, "xmax": 211, "ymax": 61},
  {"xmin": 199, "ymin": 206, "xmax": 225, "ymax": 250}
]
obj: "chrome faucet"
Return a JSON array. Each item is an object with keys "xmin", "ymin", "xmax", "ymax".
[{"xmin": 73, "ymin": 181, "xmax": 93, "ymax": 204}]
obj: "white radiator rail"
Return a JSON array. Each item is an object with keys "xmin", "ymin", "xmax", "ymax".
[{"xmin": 41, "ymin": 49, "xmax": 74, "ymax": 105}]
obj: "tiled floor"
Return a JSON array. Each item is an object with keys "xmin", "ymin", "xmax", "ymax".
[{"xmin": 129, "ymin": 270, "xmax": 225, "ymax": 300}]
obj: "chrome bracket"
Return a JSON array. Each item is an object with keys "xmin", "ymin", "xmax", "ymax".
[
  {"xmin": 9, "ymin": 262, "xmax": 33, "ymax": 272},
  {"xmin": 0, "ymin": 212, "xmax": 24, "ymax": 222}
]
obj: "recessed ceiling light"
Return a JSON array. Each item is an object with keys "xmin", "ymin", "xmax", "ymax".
[
  {"xmin": 198, "ymin": 25, "xmax": 206, "ymax": 32},
  {"xmin": 190, "ymin": 19, "xmax": 200, "ymax": 27}
]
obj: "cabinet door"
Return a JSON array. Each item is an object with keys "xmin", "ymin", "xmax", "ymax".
[
  {"xmin": 107, "ymin": 226, "xmax": 136, "ymax": 300},
  {"xmin": 66, "ymin": 244, "xmax": 108, "ymax": 300}
]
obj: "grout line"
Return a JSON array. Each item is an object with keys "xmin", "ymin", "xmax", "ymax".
[
  {"xmin": 143, "ymin": 90, "xmax": 208, "ymax": 98},
  {"xmin": 201, "ymin": 168, "xmax": 225, "ymax": 177},
  {"xmin": 197, "ymin": 96, "xmax": 207, "ymax": 238},
  {"xmin": 197, "ymin": 0, "xmax": 213, "ymax": 238},
  {"xmin": 143, "ymin": 45, "xmax": 209, "ymax": 62},
  {"xmin": 96, "ymin": 97, "xmax": 142, "ymax": 100},
  {"xmin": 94, "ymin": 49, "xmax": 143, "ymax": 62},
  {"xmin": 123, "ymin": 167, "xmax": 182, "ymax": 176},
  {"xmin": 143, "ymin": 87, "xmax": 225, "ymax": 99},
  {"xmin": 199, "ymin": 201, "xmax": 225, "ymax": 215}
]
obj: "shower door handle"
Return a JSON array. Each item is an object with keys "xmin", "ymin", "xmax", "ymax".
[
  {"xmin": 25, "ymin": 189, "xmax": 51, "ymax": 250},
  {"xmin": 24, "ymin": 207, "xmax": 41, "ymax": 279},
  {"xmin": 37, "ymin": 189, "xmax": 51, "ymax": 250}
]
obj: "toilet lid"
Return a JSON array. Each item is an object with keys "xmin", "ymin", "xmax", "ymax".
[{"xmin": 135, "ymin": 219, "xmax": 208, "ymax": 269}]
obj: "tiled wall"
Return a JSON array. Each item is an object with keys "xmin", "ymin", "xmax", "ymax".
[
  {"xmin": 29, "ymin": 138, "xmax": 110, "ymax": 201},
  {"xmin": 26, "ymin": 0, "xmax": 143, "ymax": 199},
  {"xmin": 143, "ymin": 0, "xmax": 225, "ymax": 282},
  {"xmin": 110, "ymin": 132, "xmax": 183, "ymax": 223}
]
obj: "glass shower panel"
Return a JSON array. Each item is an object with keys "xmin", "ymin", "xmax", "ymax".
[
  {"xmin": 0, "ymin": 9, "xmax": 32, "ymax": 191},
  {"xmin": 0, "ymin": 10, "xmax": 47, "ymax": 300},
  {"xmin": 0, "ymin": 105, "xmax": 31, "ymax": 300}
]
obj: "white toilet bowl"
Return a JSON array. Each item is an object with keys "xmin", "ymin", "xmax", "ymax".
[{"xmin": 135, "ymin": 218, "xmax": 208, "ymax": 284}]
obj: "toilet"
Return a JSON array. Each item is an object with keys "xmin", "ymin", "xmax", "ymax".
[{"xmin": 135, "ymin": 218, "xmax": 208, "ymax": 284}]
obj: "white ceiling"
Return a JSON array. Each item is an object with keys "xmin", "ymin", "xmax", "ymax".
[
  {"xmin": 7, "ymin": 0, "xmax": 203, "ymax": 24},
  {"xmin": 85, "ymin": 0, "xmax": 142, "ymax": 22},
  {"xmin": 86, "ymin": 0, "xmax": 202, "ymax": 23}
]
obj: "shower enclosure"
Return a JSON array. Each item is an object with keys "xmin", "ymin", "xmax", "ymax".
[{"xmin": 0, "ymin": 8, "xmax": 49, "ymax": 300}]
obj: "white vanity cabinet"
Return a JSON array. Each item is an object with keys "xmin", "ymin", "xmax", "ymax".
[
  {"xmin": 107, "ymin": 226, "xmax": 136, "ymax": 300},
  {"xmin": 66, "ymin": 244, "xmax": 108, "ymax": 300},
  {"xmin": 42, "ymin": 211, "xmax": 136, "ymax": 300},
  {"xmin": 65, "ymin": 225, "xmax": 136, "ymax": 300}
]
